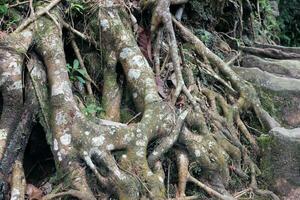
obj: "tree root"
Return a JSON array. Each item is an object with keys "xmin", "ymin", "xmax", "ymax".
[
  {"xmin": 10, "ymin": 160, "xmax": 26, "ymax": 200},
  {"xmin": 0, "ymin": 1, "xmax": 287, "ymax": 200}
]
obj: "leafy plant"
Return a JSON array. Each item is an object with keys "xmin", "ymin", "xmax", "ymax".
[
  {"xmin": 83, "ymin": 103, "xmax": 104, "ymax": 116},
  {"xmin": 0, "ymin": 3, "xmax": 8, "ymax": 16},
  {"xmin": 66, "ymin": 59, "xmax": 87, "ymax": 84},
  {"xmin": 66, "ymin": 0, "xmax": 85, "ymax": 16}
]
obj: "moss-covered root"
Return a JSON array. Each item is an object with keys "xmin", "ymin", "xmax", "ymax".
[
  {"xmin": 175, "ymin": 149, "xmax": 235, "ymax": 200},
  {"xmin": 102, "ymin": 50, "xmax": 122, "ymax": 122},
  {"xmin": 0, "ymin": 27, "xmax": 34, "ymax": 160},
  {"xmin": 172, "ymin": 17, "xmax": 280, "ymax": 131}
]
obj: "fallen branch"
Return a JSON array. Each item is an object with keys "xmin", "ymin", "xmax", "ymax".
[
  {"xmin": 188, "ymin": 174, "xmax": 236, "ymax": 200},
  {"xmin": 14, "ymin": 0, "xmax": 62, "ymax": 33}
]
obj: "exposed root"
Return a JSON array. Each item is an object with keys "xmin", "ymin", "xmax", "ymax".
[
  {"xmin": 42, "ymin": 189, "xmax": 95, "ymax": 200},
  {"xmin": 0, "ymin": 1, "xmax": 290, "ymax": 199},
  {"xmin": 10, "ymin": 160, "xmax": 26, "ymax": 200},
  {"xmin": 14, "ymin": 0, "xmax": 62, "ymax": 33},
  {"xmin": 240, "ymin": 46, "xmax": 300, "ymax": 60},
  {"xmin": 188, "ymin": 175, "xmax": 235, "ymax": 200}
]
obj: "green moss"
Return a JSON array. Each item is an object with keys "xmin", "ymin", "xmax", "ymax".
[
  {"xmin": 255, "ymin": 87, "xmax": 283, "ymax": 123},
  {"xmin": 257, "ymin": 134, "xmax": 275, "ymax": 186}
]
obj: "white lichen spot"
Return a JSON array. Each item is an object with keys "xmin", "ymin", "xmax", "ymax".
[
  {"xmin": 128, "ymin": 69, "xmax": 141, "ymax": 80},
  {"xmin": 106, "ymin": 0, "xmax": 114, "ymax": 7},
  {"xmin": 133, "ymin": 92, "xmax": 138, "ymax": 98},
  {"xmin": 31, "ymin": 66, "xmax": 45, "ymax": 79},
  {"xmin": 145, "ymin": 78, "xmax": 153, "ymax": 87},
  {"xmin": 136, "ymin": 149, "xmax": 144, "ymax": 157},
  {"xmin": 7, "ymin": 80, "xmax": 22, "ymax": 91},
  {"xmin": 208, "ymin": 141, "xmax": 214, "ymax": 149},
  {"xmin": 120, "ymin": 48, "xmax": 133, "ymax": 59},
  {"xmin": 108, "ymin": 11, "xmax": 115, "ymax": 17},
  {"xmin": 147, "ymin": 171, "xmax": 153, "ymax": 176},
  {"xmin": 179, "ymin": 154, "xmax": 186, "ymax": 160},
  {"xmin": 106, "ymin": 144, "xmax": 115, "ymax": 151},
  {"xmin": 59, "ymin": 149, "xmax": 67, "ymax": 155},
  {"xmin": 55, "ymin": 112, "xmax": 67, "ymax": 126},
  {"xmin": 21, "ymin": 30, "xmax": 32, "ymax": 38},
  {"xmin": 53, "ymin": 139, "xmax": 58, "ymax": 151},
  {"xmin": 145, "ymin": 93, "xmax": 157, "ymax": 103},
  {"xmin": 60, "ymin": 134, "xmax": 71, "ymax": 146},
  {"xmin": 84, "ymin": 155, "xmax": 95, "ymax": 169},
  {"xmin": 10, "ymin": 188, "xmax": 20, "ymax": 200},
  {"xmin": 84, "ymin": 131, "xmax": 90, "ymax": 136},
  {"xmin": 131, "ymin": 55, "xmax": 144, "ymax": 67},
  {"xmin": 83, "ymin": 151, "xmax": 88, "ymax": 156},
  {"xmin": 137, "ymin": 133, "xmax": 142, "ymax": 138},
  {"xmin": 0, "ymin": 129, "xmax": 7, "ymax": 140},
  {"xmin": 122, "ymin": 154, "xmax": 127, "ymax": 159},
  {"xmin": 195, "ymin": 150, "xmax": 201, "ymax": 157},
  {"xmin": 92, "ymin": 135, "xmax": 105, "ymax": 146},
  {"xmin": 136, "ymin": 139, "xmax": 146, "ymax": 146},
  {"xmin": 123, "ymin": 133, "xmax": 133, "ymax": 143},
  {"xmin": 57, "ymin": 152, "xmax": 62, "ymax": 161},
  {"xmin": 158, "ymin": 176, "xmax": 164, "ymax": 183},
  {"xmin": 8, "ymin": 62, "xmax": 21, "ymax": 75},
  {"xmin": 152, "ymin": 151, "xmax": 158, "ymax": 156},
  {"xmin": 5, "ymin": 52, "xmax": 11, "ymax": 57},
  {"xmin": 100, "ymin": 19, "xmax": 109, "ymax": 31},
  {"xmin": 55, "ymin": 59, "xmax": 60, "ymax": 64},
  {"xmin": 74, "ymin": 110, "xmax": 83, "ymax": 119},
  {"xmin": 114, "ymin": 170, "xmax": 121, "ymax": 178},
  {"xmin": 109, "ymin": 128, "xmax": 116, "ymax": 135},
  {"xmin": 52, "ymin": 81, "xmax": 72, "ymax": 97}
]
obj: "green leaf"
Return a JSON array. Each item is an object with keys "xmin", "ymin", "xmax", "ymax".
[
  {"xmin": 73, "ymin": 59, "xmax": 80, "ymax": 69},
  {"xmin": 0, "ymin": 4, "xmax": 8, "ymax": 15},
  {"xmin": 76, "ymin": 76, "xmax": 85, "ymax": 84},
  {"xmin": 76, "ymin": 69, "xmax": 86, "ymax": 76}
]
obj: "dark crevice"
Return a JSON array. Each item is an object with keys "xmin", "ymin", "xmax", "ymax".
[{"xmin": 23, "ymin": 123, "xmax": 55, "ymax": 186}]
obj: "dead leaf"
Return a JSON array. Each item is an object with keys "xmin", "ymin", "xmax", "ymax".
[
  {"xmin": 26, "ymin": 184, "xmax": 43, "ymax": 200},
  {"xmin": 137, "ymin": 26, "xmax": 152, "ymax": 62},
  {"xmin": 155, "ymin": 76, "xmax": 167, "ymax": 99}
]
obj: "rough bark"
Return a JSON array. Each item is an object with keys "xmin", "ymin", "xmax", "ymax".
[{"xmin": 0, "ymin": 0, "xmax": 298, "ymax": 200}]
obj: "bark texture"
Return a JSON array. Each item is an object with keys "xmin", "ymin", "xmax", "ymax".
[{"xmin": 0, "ymin": 0, "xmax": 299, "ymax": 200}]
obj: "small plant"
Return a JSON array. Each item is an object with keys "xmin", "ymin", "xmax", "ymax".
[
  {"xmin": 0, "ymin": 3, "xmax": 8, "ymax": 17},
  {"xmin": 83, "ymin": 103, "xmax": 104, "ymax": 116},
  {"xmin": 66, "ymin": 0, "xmax": 85, "ymax": 16},
  {"xmin": 66, "ymin": 59, "xmax": 87, "ymax": 84}
]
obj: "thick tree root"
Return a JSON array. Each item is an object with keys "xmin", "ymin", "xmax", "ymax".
[{"xmin": 0, "ymin": 1, "xmax": 287, "ymax": 200}]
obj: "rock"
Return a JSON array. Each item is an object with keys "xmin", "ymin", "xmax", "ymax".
[
  {"xmin": 233, "ymin": 66, "xmax": 300, "ymax": 127},
  {"xmin": 259, "ymin": 127, "xmax": 300, "ymax": 198}
]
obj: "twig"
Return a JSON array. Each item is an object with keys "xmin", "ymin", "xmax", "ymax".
[
  {"xmin": 42, "ymin": 189, "xmax": 89, "ymax": 200},
  {"xmin": 233, "ymin": 188, "xmax": 251, "ymax": 198},
  {"xmin": 70, "ymin": 36, "xmax": 96, "ymax": 95},
  {"xmin": 29, "ymin": 0, "xmax": 34, "ymax": 16},
  {"xmin": 14, "ymin": 0, "xmax": 62, "ymax": 33},
  {"xmin": 62, "ymin": 20, "xmax": 88, "ymax": 41},
  {"xmin": 168, "ymin": 196, "xmax": 199, "ymax": 200},
  {"xmin": 46, "ymin": 11, "xmax": 61, "ymax": 33},
  {"xmin": 226, "ymin": 52, "xmax": 241, "ymax": 66},
  {"xmin": 9, "ymin": 1, "xmax": 29, "ymax": 8},
  {"xmin": 126, "ymin": 112, "xmax": 142, "ymax": 125},
  {"xmin": 187, "ymin": 174, "xmax": 236, "ymax": 200}
]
